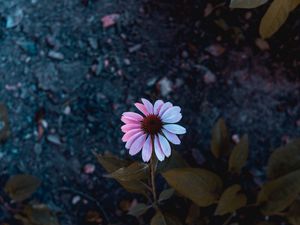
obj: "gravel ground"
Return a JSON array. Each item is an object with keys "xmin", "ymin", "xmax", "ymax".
[{"xmin": 0, "ymin": 0, "xmax": 300, "ymax": 224}]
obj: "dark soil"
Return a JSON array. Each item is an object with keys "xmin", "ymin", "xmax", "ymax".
[{"xmin": 0, "ymin": 0, "xmax": 300, "ymax": 224}]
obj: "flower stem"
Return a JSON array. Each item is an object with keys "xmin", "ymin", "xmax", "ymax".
[{"xmin": 150, "ymin": 157, "xmax": 158, "ymax": 207}]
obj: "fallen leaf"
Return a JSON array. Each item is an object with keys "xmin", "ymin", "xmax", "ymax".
[
  {"xmin": 101, "ymin": 14, "xmax": 120, "ymax": 28},
  {"xmin": 5, "ymin": 174, "xmax": 41, "ymax": 202}
]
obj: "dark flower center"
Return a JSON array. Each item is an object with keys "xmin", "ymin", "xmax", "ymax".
[{"xmin": 141, "ymin": 115, "xmax": 163, "ymax": 135}]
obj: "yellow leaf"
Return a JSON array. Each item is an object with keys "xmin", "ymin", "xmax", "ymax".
[
  {"xmin": 162, "ymin": 168, "xmax": 223, "ymax": 207},
  {"xmin": 5, "ymin": 174, "xmax": 41, "ymax": 202},
  {"xmin": 229, "ymin": 135, "xmax": 249, "ymax": 174},
  {"xmin": 230, "ymin": 0, "xmax": 268, "ymax": 8},
  {"xmin": 15, "ymin": 204, "xmax": 59, "ymax": 225},
  {"xmin": 151, "ymin": 211, "xmax": 182, "ymax": 225},
  {"xmin": 267, "ymin": 138, "xmax": 300, "ymax": 179},
  {"xmin": 108, "ymin": 162, "xmax": 148, "ymax": 181},
  {"xmin": 211, "ymin": 118, "xmax": 230, "ymax": 158},
  {"xmin": 257, "ymin": 169, "xmax": 300, "ymax": 215},
  {"xmin": 95, "ymin": 153, "xmax": 148, "ymax": 195},
  {"xmin": 215, "ymin": 184, "xmax": 247, "ymax": 215},
  {"xmin": 259, "ymin": 0, "xmax": 300, "ymax": 38}
]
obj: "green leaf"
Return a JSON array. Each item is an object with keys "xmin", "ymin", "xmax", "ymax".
[
  {"xmin": 0, "ymin": 103, "xmax": 10, "ymax": 142},
  {"xmin": 95, "ymin": 152, "xmax": 129, "ymax": 173},
  {"xmin": 287, "ymin": 200, "xmax": 300, "ymax": 225},
  {"xmin": 95, "ymin": 153, "xmax": 148, "ymax": 195},
  {"xmin": 257, "ymin": 169, "xmax": 300, "ymax": 215},
  {"xmin": 15, "ymin": 204, "xmax": 59, "ymax": 225},
  {"xmin": 228, "ymin": 135, "xmax": 249, "ymax": 174},
  {"xmin": 5, "ymin": 174, "xmax": 41, "ymax": 202},
  {"xmin": 158, "ymin": 188, "xmax": 175, "ymax": 202},
  {"xmin": 229, "ymin": 0, "xmax": 268, "ymax": 8},
  {"xmin": 267, "ymin": 139, "xmax": 300, "ymax": 180},
  {"xmin": 215, "ymin": 184, "xmax": 247, "ymax": 216},
  {"xmin": 108, "ymin": 162, "xmax": 148, "ymax": 181},
  {"xmin": 157, "ymin": 150, "xmax": 189, "ymax": 173},
  {"xmin": 151, "ymin": 211, "xmax": 182, "ymax": 225},
  {"xmin": 259, "ymin": 0, "xmax": 300, "ymax": 38},
  {"xmin": 127, "ymin": 203, "xmax": 151, "ymax": 217},
  {"xmin": 211, "ymin": 118, "xmax": 230, "ymax": 158},
  {"xmin": 162, "ymin": 168, "xmax": 223, "ymax": 207}
]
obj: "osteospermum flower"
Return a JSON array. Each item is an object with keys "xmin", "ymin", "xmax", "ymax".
[{"xmin": 121, "ymin": 98, "xmax": 186, "ymax": 162}]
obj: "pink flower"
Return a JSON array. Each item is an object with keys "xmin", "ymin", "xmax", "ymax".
[{"xmin": 121, "ymin": 98, "xmax": 186, "ymax": 162}]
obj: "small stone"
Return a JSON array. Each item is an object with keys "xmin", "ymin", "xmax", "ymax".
[
  {"xmin": 47, "ymin": 134, "xmax": 62, "ymax": 145},
  {"xmin": 158, "ymin": 77, "xmax": 173, "ymax": 96},
  {"xmin": 84, "ymin": 164, "xmax": 95, "ymax": 174},
  {"xmin": 64, "ymin": 106, "xmax": 71, "ymax": 115},
  {"xmin": 72, "ymin": 195, "xmax": 81, "ymax": 205},
  {"xmin": 206, "ymin": 44, "xmax": 225, "ymax": 57},
  {"xmin": 48, "ymin": 50, "xmax": 64, "ymax": 60},
  {"xmin": 17, "ymin": 41, "xmax": 38, "ymax": 56},
  {"xmin": 6, "ymin": 9, "xmax": 23, "ymax": 28},
  {"xmin": 88, "ymin": 37, "xmax": 98, "ymax": 50},
  {"xmin": 101, "ymin": 14, "xmax": 120, "ymax": 28},
  {"xmin": 232, "ymin": 134, "xmax": 240, "ymax": 144},
  {"xmin": 128, "ymin": 44, "xmax": 142, "ymax": 53},
  {"xmin": 203, "ymin": 71, "xmax": 216, "ymax": 84}
]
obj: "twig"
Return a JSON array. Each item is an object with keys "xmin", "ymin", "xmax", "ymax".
[
  {"xmin": 223, "ymin": 213, "xmax": 234, "ymax": 225},
  {"xmin": 54, "ymin": 187, "xmax": 111, "ymax": 224}
]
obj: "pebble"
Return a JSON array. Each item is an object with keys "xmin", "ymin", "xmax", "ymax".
[
  {"xmin": 128, "ymin": 44, "xmax": 142, "ymax": 53},
  {"xmin": 203, "ymin": 71, "xmax": 216, "ymax": 84},
  {"xmin": 48, "ymin": 50, "xmax": 64, "ymax": 60},
  {"xmin": 6, "ymin": 8, "xmax": 23, "ymax": 28},
  {"xmin": 232, "ymin": 134, "xmax": 240, "ymax": 144},
  {"xmin": 47, "ymin": 134, "xmax": 62, "ymax": 145},
  {"xmin": 158, "ymin": 77, "xmax": 173, "ymax": 96},
  {"xmin": 64, "ymin": 106, "xmax": 71, "ymax": 115},
  {"xmin": 88, "ymin": 37, "xmax": 98, "ymax": 50},
  {"xmin": 72, "ymin": 195, "xmax": 81, "ymax": 205},
  {"xmin": 84, "ymin": 163, "xmax": 95, "ymax": 174}
]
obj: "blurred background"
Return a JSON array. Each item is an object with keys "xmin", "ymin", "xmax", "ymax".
[{"xmin": 0, "ymin": 0, "xmax": 299, "ymax": 224}]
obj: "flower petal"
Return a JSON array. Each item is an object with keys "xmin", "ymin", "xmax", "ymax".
[
  {"xmin": 154, "ymin": 135, "xmax": 165, "ymax": 161},
  {"xmin": 135, "ymin": 103, "xmax": 148, "ymax": 116},
  {"xmin": 125, "ymin": 131, "xmax": 144, "ymax": 149},
  {"xmin": 163, "ymin": 124, "xmax": 186, "ymax": 134},
  {"xmin": 121, "ymin": 116, "xmax": 140, "ymax": 124},
  {"xmin": 154, "ymin": 100, "xmax": 164, "ymax": 115},
  {"xmin": 142, "ymin": 135, "xmax": 152, "ymax": 162},
  {"xmin": 122, "ymin": 112, "xmax": 143, "ymax": 121},
  {"xmin": 129, "ymin": 134, "xmax": 147, "ymax": 156},
  {"xmin": 158, "ymin": 102, "xmax": 173, "ymax": 117},
  {"xmin": 121, "ymin": 124, "xmax": 141, "ymax": 133},
  {"xmin": 141, "ymin": 98, "xmax": 154, "ymax": 114},
  {"xmin": 162, "ymin": 129, "xmax": 181, "ymax": 145},
  {"xmin": 161, "ymin": 106, "xmax": 181, "ymax": 120},
  {"xmin": 158, "ymin": 134, "xmax": 171, "ymax": 157},
  {"xmin": 122, "ymin": 129, "xmax": 142, "ymax": 142},
  {"xmin": 162, "ymin": 113, "xmax": 182, "ymax": 123}
]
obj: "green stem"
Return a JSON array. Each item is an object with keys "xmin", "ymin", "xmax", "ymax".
[{"xmin": 150, "ymin": 156, "xmax": 158, "ymax": 208}]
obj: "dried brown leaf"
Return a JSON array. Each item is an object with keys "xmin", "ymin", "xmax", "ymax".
[{"xmin": 5, "ymin": 174, "xmax": 41, "ymax": 202}]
